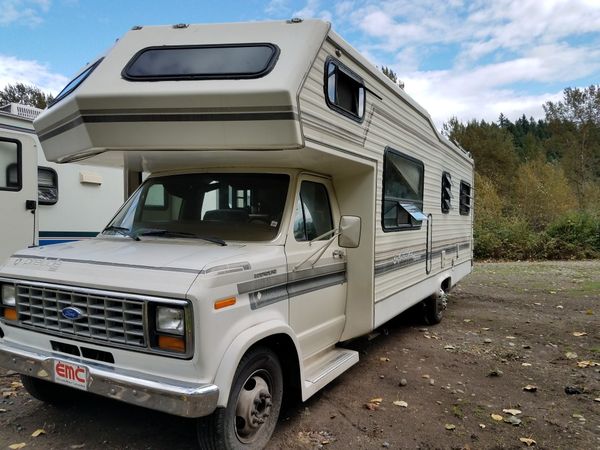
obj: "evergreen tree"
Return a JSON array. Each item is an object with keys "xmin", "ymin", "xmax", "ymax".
[{"xmin": 0, "ymin": 83, "xmax": 54, "ymax": 109}]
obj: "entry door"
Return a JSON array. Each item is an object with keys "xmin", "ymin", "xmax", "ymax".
[
  {"xmin": 0, "ymin": 132, "xmax": 37, "ymax": 263},
  {"xmin": 285, "ymin": 175, "xmax": 347, "ymax": 358}
]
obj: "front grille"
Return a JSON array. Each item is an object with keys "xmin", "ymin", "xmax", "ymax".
[{"xmin": 15, "ymin": 284, "xmax": 146, "ymax": 348}]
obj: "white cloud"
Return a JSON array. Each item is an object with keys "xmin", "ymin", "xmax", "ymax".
[
  {"xmin": 265, "ymin": 0, "xmax": 290, "ymax": 17},
  {"xmin": 293, "ymin": 0, "xmax": 333, "ymax": 22},
  {"xmin": 0, "ymin": 54, "xmax": 68, "ymax": 95},
  {"xmin": 0, "ymin": 0, "xmax": 51, "ymax": 26}
]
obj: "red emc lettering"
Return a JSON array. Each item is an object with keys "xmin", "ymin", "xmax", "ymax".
[{"xmin": 56, "ymin": 362, "xmax": 86, "ymax": 383}]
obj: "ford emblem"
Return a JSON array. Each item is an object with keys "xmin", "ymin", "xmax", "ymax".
[{"xmin": 61, "ymin": 307, "xmax": 84, "ymax": 320}]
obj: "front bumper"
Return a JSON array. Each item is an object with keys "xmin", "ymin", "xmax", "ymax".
[{"xmin": 0, "ymin": 342, "xmax": 219, "ymax": 418}]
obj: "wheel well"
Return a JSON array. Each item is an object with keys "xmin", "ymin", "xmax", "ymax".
[
  {"xmin": 441, "ymin": 277, "xmax": 451, "ymax": 293},
  {"xmin": 247, "ymin": 333, "xmax": 301, "ymax": 406}
]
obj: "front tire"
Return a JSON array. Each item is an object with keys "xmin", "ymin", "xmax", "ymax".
[
  {"xmin": 197, "ymin": 347, "xmax": 283, "ymax": 450},
  {"xmin": 20, "ymin": 375, "xmax": 77, "ymax": 405}
]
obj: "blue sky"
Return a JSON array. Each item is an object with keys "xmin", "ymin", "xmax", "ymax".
[{"xmin": 1, "ymin": 0, "xmax": 599, "ymax": 127}]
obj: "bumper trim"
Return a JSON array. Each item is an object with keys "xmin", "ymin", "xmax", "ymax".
[{"xmin": 0, "ymin": 342, "xmax": 218, "ymax": 418}]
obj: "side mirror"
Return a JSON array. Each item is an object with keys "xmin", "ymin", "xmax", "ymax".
[{"xmin": 338, "ymin": 215, "xmax": 361, "ymax": 248}]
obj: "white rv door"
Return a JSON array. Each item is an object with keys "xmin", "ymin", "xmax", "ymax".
[
  {"xmin": 0, "ymin": 132, "xmax": 37, "ymax": 263},
  {"xmin": 285, "ymin": 176, "xmax": 347, "ymax": 358}
]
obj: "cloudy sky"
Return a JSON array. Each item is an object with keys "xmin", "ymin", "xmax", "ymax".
[{"xmin": 1, "ymin": 0, "xmax": 599, "ymax": 128}]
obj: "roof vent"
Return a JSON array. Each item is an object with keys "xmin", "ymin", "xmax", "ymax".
[
  {"xmin": 288, "ymin": 17, "xmax": 303, "ymax": 24},
  {"xmin": 131, "ymin": 25, "xmax": 143, "ymax": 30},
  {"xmin": 173, "ymin": 23, "xmax": 189, "ymax": 29}
]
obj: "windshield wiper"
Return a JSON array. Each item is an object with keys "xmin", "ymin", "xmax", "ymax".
[
  {"xmin": 102, "ymin": 225, "xmax": 140, "ymax": 241},
  {"xmin": 136, "ymin": 230, "xmax": 227, "ymax": 246}
]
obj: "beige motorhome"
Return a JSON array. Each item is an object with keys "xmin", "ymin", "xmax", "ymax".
[{"xmin": 0, "ymin": 20, "xmax": 473, "ymax": 449}]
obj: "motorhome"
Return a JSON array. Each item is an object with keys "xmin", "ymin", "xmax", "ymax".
[
  {"xmin": 0, "ymin": 103, "xmax": 124, "ymax": 262},
  {"xmin": 0, "ymin": 20, "xmax": 473, "ymax": 449}
]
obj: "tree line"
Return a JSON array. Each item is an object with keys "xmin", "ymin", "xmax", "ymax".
[{"xmin": 444, "ymin": 85, "xmax": 600, "ymax": 259}]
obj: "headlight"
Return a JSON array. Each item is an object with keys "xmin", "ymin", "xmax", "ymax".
[
  {"xmin": 156, "ymin": 306, "xmax": 184, "ymax": 335},
  {"xmin": 1, "ymin": 285, "xmax": 16, "ymax": 307}
]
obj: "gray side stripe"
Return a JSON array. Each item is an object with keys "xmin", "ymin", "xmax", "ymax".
[
  {"xmin": 10, "ymin": 254, "xmax": 200, "ymax": 274},
  {"xmin": 374, "ymin": 241, "xmax": 471, "ymax": 276},
  {"xmin": 39, "ymin": 111, "xmax": 299, "ymax": 142},
  {"xmin": 241, "ymin": 263, "xmax": 347, "ymax": 310}
]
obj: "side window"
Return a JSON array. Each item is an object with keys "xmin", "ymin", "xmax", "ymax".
[
  {"xmin": 140, "ymin": 181, "xmax": 182, "ymax": 222},
  {"xmin": 0, "ymin": 138, "xmax": 21, "ymax": 191},
  {"xmin": 441, "ymin": 171, "xmax": 452, "ymax": 214},
  {"xmin": 38, "ymin": 167, "xmax": 58, "ymax": 205},
  {"xmin": 382, "ymin": 148, "xmax": 425, "ymax": 231},
  {"xmin": 459, "ymin": 181, "xmax": 472, "ymax": 215},
  {"xmin": 293, "ymin": 181, "xmax": 334, "ymax": 242},
  {"xmin": 325, "ymin": 58, "xmax": 366, "ymax": 122}
]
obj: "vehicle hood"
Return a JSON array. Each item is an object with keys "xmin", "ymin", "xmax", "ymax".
[{"xmin": 0, "ymin": 238, "xmax": 251, "ymax": 298}]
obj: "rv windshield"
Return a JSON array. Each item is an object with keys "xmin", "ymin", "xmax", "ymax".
[{"xmin": 104, "ymin": 173, "xmax": 290, "ymax": 242}]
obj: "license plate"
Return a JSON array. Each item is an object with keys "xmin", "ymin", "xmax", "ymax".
[{"xmin": 53, "ymin": 360, "xmax": 88, "ymax": 391}]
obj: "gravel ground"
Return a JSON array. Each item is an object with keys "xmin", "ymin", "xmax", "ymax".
[{"xmin": 1, "ymin": 261, "xmax": 599, "ymax": 450}]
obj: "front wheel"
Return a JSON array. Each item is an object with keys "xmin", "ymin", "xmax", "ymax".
[
  {"xmin": 20, "ymin": 375, "xmax": 77, "ymax": 405},
  {"xmin": 197, "ymin": 347, "xmax": 283, "ymax": 450}
]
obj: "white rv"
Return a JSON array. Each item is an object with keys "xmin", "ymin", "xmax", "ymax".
[
  {"xmin": 0, "ymin": 20, "xmax": 473, "ymax": 449},
  {"xmin": 0, "ymin": 103, "xmax": 124, "ymax": 262}
]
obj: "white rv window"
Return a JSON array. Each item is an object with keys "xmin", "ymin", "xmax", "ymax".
[
  {"xmin": 382, "ymin": 148, "xmax": 425, "ymax": 231},
  {"xmin": 38, "ymin": 167, "xmax": 58, "ymax": 205},
  {"xmin": 293, "ymin": 181, "xmax": 334, "ymax": 242},
  {"xmin": 325, "ymin": 58, "xmax": 366, "ymax": 122},
  {"xmin": 123, "ymin": 44, "xmax": 280, "ymax": 80},
  {"xmin": 0, "ymin": 138, "xmax": 21, "ymax": 191},
  {"xmin": 441, "ymin": 171, "xmax": 452, "ymax": 214},
  {"xmin": 459, "ymin": 181, "xmax": 472, "ymax": 215}
]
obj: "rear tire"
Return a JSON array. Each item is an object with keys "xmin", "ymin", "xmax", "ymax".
[
  {"xmin": 197, "ymin": 347, "xmax": 283, "ymax": 450},
  {"xmin": 423, "ymin": 288, "xmax": 447, "ymax": 325},
  {"xmin": 20, "ymin": 375, "xmax": 77, "ymax": 405}
]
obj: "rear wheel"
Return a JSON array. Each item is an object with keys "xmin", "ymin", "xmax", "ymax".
[
  {"xmin": 20, "ymin": 375, "xmax": 77, "ymax": 405},
  {"xmin": 197, "ymin": 347, "xmax": 283, "ymax": 450},
  {"xmin": 423, "ymin": 288, "xmax": 448, "ymax": 325}
]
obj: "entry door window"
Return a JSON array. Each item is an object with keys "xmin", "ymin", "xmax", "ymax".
[
  {"xmin": 0, "ymin": 138, "xmax": 21, "ymax": 191},
  {"xmin": 293, "ymin": 181, "xmax": 334, "ymax": 241}
]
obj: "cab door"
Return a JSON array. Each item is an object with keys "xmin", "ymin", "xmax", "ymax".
[
  {"xmin": 0, "ymin": 132, "xmax": 37, "ymax": 263},
  {"xmin": 285, "ymin": 175, "xmax": 347, "ymax": 358}
]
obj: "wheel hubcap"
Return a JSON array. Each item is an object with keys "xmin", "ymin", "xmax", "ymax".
[{"xmin": 235, "ymin": 373, "xmax": 272, "ymax": 443}]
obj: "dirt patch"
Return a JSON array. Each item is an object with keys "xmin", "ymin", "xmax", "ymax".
[{"xmin": 1, "ymin": 261, "xmax": 599, "ymax": 449}]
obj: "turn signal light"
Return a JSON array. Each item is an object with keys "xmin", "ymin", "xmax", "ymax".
[
  {"xmin": 214, "ymin": 297, "xmax": 236, "ymax": 310},
  {"xmin": 3, "ymin": 308, "xmax": 17, "ymax": 321},
  {"xmin": 158, "ymin": 335, "xmax": 185, "ymax": 352}
]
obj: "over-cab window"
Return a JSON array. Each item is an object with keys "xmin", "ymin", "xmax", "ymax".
[
  {"xmin": 49, "ymin": 58, "xmax": 103, "ymax": 108},
  {"xmin": 123, "ymin": 44, "xmax": 280, "ymax": 80},
  {"xmin": 382, "ymin": 148, "xmax": 425, "ymax": 231},
  {"xmin": 325, "ymin": 58, "xmax": 366, "ymax": 121},
  {"xmin": 294, "ymin": 181, "xmax": 334, "ymax": 242},
  {"xmin": 38, "ymin": 167, "xmax": 58, "ymax": 205},
  {"xmin": 0, "ymin": 138, "xmax": 21, "ymax": 191}
]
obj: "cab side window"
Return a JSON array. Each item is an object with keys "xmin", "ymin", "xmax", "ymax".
[
  {"xmin": 294, "ymin": 181, "xmax": 334, "ymax": 241},
  {"xmin": 0, "ymin": 138, "xmax": 21, "ymax": 191}
]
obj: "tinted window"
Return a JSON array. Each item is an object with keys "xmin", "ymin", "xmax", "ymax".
[
  {"xmin": 38, "ymin": 167, "xmax": 58, "ymax": 205},
  {"xmin": 294, "ymin": 181, "xmax": 334, "ymax": 241},
  {"xmin": 50, "ymin": 58, "xmax": 103, "ymax": 107},
  {"xmin": 441, "ymin": 171, "xmax": 452, "ymax": 213},
  {"xmin": 382, "ymin": 148, "xmax": 425, "ymax": 230},
  {"xmin": 106, "ymin": 173, "xmax": 289, "ymax": 242},
  {"xmin": 123, "ymin": 44, "xmax": 280, "ymax": 80},
  {"xmin": 459, "ymin": 181, "xmax": 471, "ymax": 215},
  {"xmin": 0, "ymin": 138, "xmax": 21, "ymax": 191},
  {"xmin": 325, "ymin": 58, "xmax": 365, "ymax": 121}
]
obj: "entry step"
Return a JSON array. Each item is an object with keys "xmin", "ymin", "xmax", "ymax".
[{"xmin": 302, "ymin": 347, "xmax": 358, "ymax": 400}]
